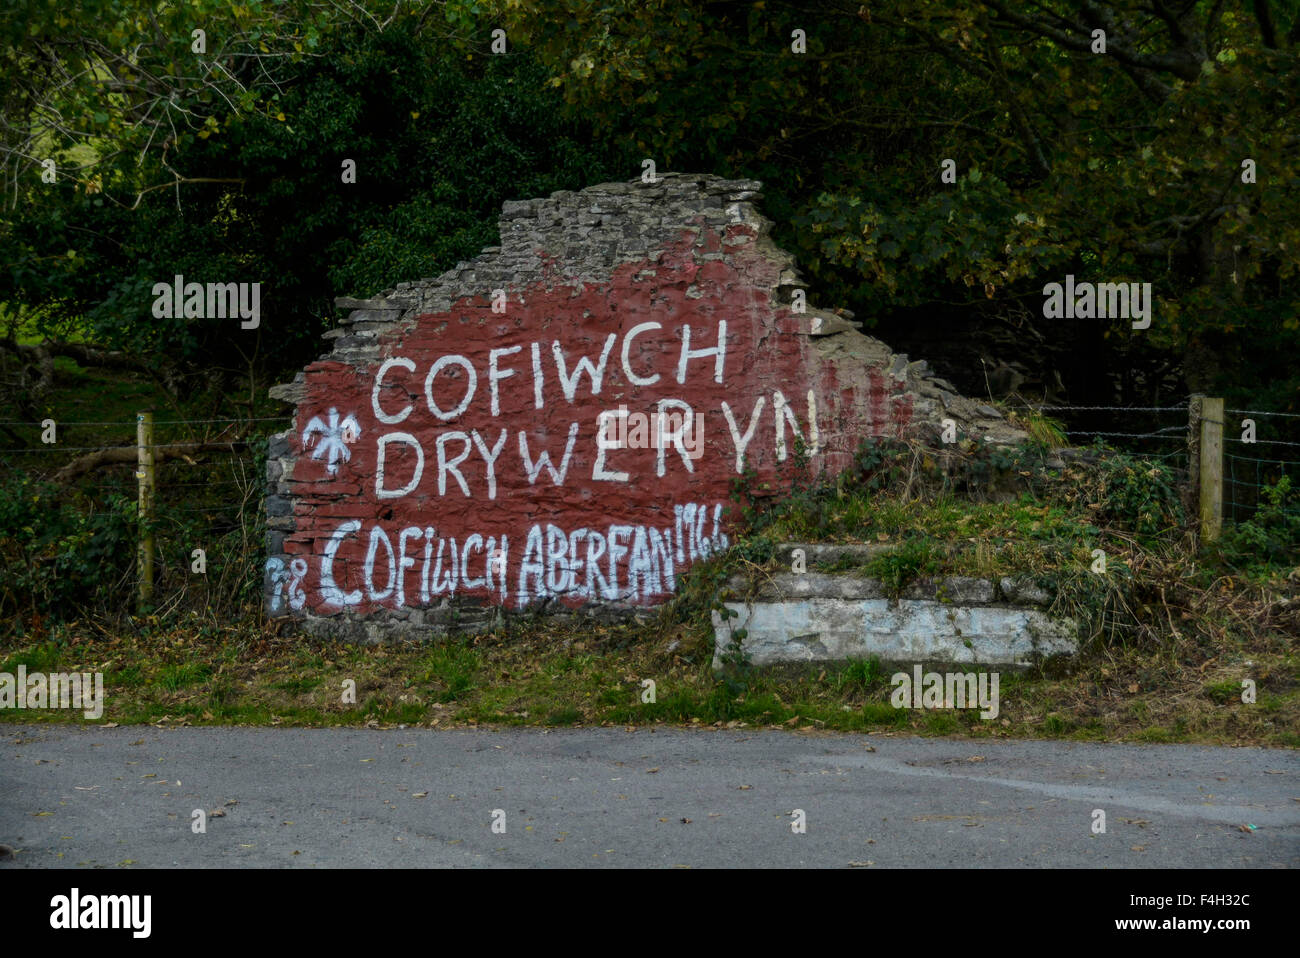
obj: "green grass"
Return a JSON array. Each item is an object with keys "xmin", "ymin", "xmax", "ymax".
[
  {"xmin": 0, "ymin": 618, "xmax": 1294, "ymax": 746},
  {"xmin": 1, "ymin": 641, "xmax": 63, "ymax": 673},
  {"xmin": 156, "ymin": 662, "xmax": 212, "ymax": 692},
  {"xmin": 833, "ymin": 657, "xmax": 886, "ymax": 694},
  {"xmin": 419, "ymin": 642, "xmax": 482, "ymax": 703},
  {"xmin": 864, "ymin": 539, "xmax": 942, "ymax": 597},
  {"xmin": 1134, "ymin": 726, "xmax": 1174, "ymax": 743},
  {"xmin": 544, "ymin": 706, "xmax": 583, "ymax": 725},
  {"xmin": 1041, "ymin": 715, "xmax": 1072, "ymax": 734},
  {"xmin": 1204, "ymin": 680, "xmax": 1240, "ymax": 704},
  {"xmin": 273, "ymin": 676, "xmax": 322, "ymax": 695},
  {"xmin": 766, "ymin": 490, "xmax": 1089, "ymax": 550}
]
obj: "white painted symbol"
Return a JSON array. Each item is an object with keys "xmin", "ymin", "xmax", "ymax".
[
  {"xmin": 303, "ymin": 407, "xmax": 361, "ymax": 476},
  {"xmin": 266, "ymin": 556, "xmax": 309, "ymax": 612}
]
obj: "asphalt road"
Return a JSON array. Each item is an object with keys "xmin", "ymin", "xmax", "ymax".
[{"xmin": 2, "ymin": 725, "xmax": 1296, "ymax": 867}]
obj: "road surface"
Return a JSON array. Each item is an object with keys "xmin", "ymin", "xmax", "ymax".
[{"xmin": 2, "ymin": 725, "xmax": 1295, "ymax": 867}]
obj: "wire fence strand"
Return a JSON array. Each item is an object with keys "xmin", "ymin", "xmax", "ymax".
[
  {"xmin": 0, "ymin": 417, "xmax": 288, "ymax": 426},
  {"xmin": 1226, "ymin": 408, "xmax": 1300, "ymax": 419}
]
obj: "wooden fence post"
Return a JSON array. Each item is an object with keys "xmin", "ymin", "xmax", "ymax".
[
  {"xmin": 136, "ymin": 410, "xmax": 155, "ymax": 611},
  {"xmin": 1186, "ymin": 394, "xmax": 1202, "ymax": 525},
  {"xmin": 1198, "ymin": 397, "xmax": 1223, "ymax": 544}
]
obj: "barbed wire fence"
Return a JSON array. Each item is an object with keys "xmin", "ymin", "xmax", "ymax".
[
  {"xmin": 1023, "ymin": 398, "xmax": 1300, "ymax": 530},
  {"xmin": 0, "ymin": 415, "xmax": 285, "ymax": 623},
  {"xmin": 2, "ymin": 395, "xmax": 1296, "ymax": 623},
  {"xmin": 1028, "ymin": 401, "xmax": 1189, "ymax": 460},
  {"xmin": 1223, "ymin": 408, "xmax": 1300, "ymax": 524}
]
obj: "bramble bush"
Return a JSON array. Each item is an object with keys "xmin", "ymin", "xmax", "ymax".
[
  {"xmin": 1216, "ymin": 476, "xmax": 1300, "ymax": 570},
  {"xmin": 0, "ymin": 472, "xmax": 137, "ymax": 622}
]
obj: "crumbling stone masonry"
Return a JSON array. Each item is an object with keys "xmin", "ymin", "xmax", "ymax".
[{"xmin": 266, "ymin": 173, "xmax": 1025, "ymax": 640}]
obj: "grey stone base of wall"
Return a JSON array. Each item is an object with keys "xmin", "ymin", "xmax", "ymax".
[
  {"xmin": 711, "ymin": 572, "xmax": 1077, "ymax": 672},
  {"xmin": 285, "ymin": 598, "xmax": 656, "ymax": 643}
]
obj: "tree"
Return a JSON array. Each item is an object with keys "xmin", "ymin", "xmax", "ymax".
[
  {"xmin": 468, "ymin": 0, "xmax": 1300, "ymax": 404},
  {"xmin": 0, "ymin": 1, "xmax": 637, "ymax": 406}
]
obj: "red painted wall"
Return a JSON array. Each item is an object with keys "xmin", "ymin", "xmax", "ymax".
[{"xmin": 280, "ymin": 223, "xmax": 912, "ymax": 614}]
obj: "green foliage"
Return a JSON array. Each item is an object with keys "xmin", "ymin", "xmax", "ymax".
[
  {"xmin": 544, "ymin": 705, "xmax": 583, "ymax": 725},
  {"xmin": 157, "ymin": 662, "xmax": 212, "ymax": 692},
  {"xmin": 0, "ymin": 439, "xmax": 271, "ymax": 625},
  {"xmin": 0, "ymin": 472, "xmax": 137, "ymax": 621},
  {"xmin": 744, "ymin": 436, "xmax": 1058, "ymax": 543},
  {"xmin": 2, "ymin": 6, "xmax": 638, "ymax": 380},
  {"xmin": 1011, "ymin": 410, "xmax": 1069, "ymax": 450},
  {"xmin": 1217, "ymin": 476, "xmax": 1300, "ymax": 568},
  {"xmin": 0, "ymin": 640, "xmax": 62, "ymax": 673},
  {"xmin": 1083, "ymin": 449, "xmax": 1186, "ymax": 540},
  {"xmin": 422, "ymin": 642, "xmax": 482, "ymax": 703},
  {"xmin": 864, "ymin": 539, "xmax": 941, "ymax": 598},
  {"xmin": 1203, "ymin": 680, "xmax": 1241, "ymax": 705},
  {"xmin": 472, "ymin": 0, "xmax": 1300, "ymax": 402},
  {"xmin": 834, "ymin": 657, "xmax": 886, "ymax": 694}
]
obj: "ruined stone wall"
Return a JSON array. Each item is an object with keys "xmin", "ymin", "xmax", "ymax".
[{"xmin": 265, "ymin": 173, "xmax": 1023, "ymax": 640}]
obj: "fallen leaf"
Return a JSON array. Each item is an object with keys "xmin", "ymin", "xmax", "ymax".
[
  {"xmin": 209, "ymin": 808, "xmax": 226, "ymax": 818},
  {"xmin": 412, "ymin": 792, "xmax": 428, "ymax": 799},
  {"xmin": 129, "ymin": 739, "xmax": 145, "ymax": 746},
  {"xmin": 968, "ymin": 756, "xmax": 986, "ymax": 763},
  {"xmin": 645, "ymin": 767, "xmax": 659, "ymax": 774},
  {"xmin": 847, "ymin": 860, "xmax": 875, "ymax": 867}
]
